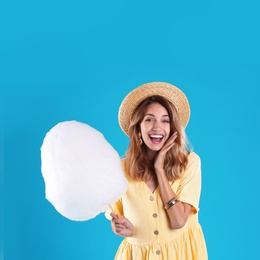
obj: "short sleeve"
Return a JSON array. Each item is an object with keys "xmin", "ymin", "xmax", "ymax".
[
  {"xmin": 104, "ymin": 196, "xmax": 125, "ymax": 221},
  {"xmin": 176, "ymin": 152, "xmax": 202, "ymax": 213}
]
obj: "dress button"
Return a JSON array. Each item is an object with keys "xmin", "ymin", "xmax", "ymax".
[
  {"xmin": 150, "ymin": 196, "xmax": 154, "ymax": 201},
  {"xmin": 154, "ymin": 230, "xmax": 159, "ymax": 235},
  {"xmin": 156, "ymin": 250, "xmax": 161, "ymax": 255},
  {"xmin": 153, "ymin": 213, "xmax": 158, "ymax": 218}
]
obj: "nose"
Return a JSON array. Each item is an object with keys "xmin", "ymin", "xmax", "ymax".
[{"xmin": 152, "ymin": 121, "xmax": 161, "ymax": 131}]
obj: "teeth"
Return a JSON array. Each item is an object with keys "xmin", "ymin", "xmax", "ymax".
[{"xmin": 150, "ymin": 135, "xmax": 163, "ymax": 138}]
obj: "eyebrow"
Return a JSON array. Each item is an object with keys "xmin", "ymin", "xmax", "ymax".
[{"xmin": 145, "ymin": 113, "xmax": 169, "ymax": 117}]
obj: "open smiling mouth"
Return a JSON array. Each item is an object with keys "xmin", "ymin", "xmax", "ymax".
[{"xmin": 150, "ymin": 135, "xmax": 163, "ymax": 144}]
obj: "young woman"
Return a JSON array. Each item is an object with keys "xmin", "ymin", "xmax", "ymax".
[{"xmin": 106, "ymin": 82, "xmax": 208, "ymax": 259}]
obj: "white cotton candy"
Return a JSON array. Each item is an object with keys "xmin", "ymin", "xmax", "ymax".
[{"xmin": 40, "ymin": 120, "xmax": 128, "ymax": 221}]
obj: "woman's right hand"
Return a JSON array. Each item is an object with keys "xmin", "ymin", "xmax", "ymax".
[{"xmin": 110, "ymin": 213, "xmax": 133, "ymax": 237}]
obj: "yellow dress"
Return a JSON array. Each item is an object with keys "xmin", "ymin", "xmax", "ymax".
[{"xmin": 106, "ymin": 152, "xmax": 208, "ymax": 260}]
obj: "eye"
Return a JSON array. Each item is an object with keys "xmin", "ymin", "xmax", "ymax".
[
  {"xmin": 163, "ymin": 119, "xmax": 170, "ymax": 123},
  {"xmin": 144, "ymin": 117, "xmax": 154, "ymax": 122}
]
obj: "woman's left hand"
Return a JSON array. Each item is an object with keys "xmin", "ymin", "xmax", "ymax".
[{"xmin": 154, "ymin": 131, "xmax": 178, "ymax": 172}]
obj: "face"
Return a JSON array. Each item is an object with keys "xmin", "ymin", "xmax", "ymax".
[{"xmin": 140, "ymin": 102, "xmax": 171, "ymax": 157}]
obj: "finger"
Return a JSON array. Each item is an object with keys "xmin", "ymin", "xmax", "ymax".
[
  {"xmin": 161, "ymin": 139, "xmax": 176, "ymax": 153},
  {"xmin": 115, "ymin": 227, "xmax": 123, "ymax": 233},
  {"xmin": 110, "ymin": 212, "xmax": 118, "ymax": 218},
  {"xmin": 114, "ymin": 223, "xmax": 125, "ymax": 229},
  {"xmin": 168, "ymin": 131, "xmax": 178, "ymax": 142},
  {"xmin": 112, "ymin": 218, "xmax": 122, "ymax": 224},
  {"xmin": 115, "ymin": 223, "xmax": 127, "ymax": 231},
  {"xmin": 162, "ymin": 132, "xmax": 178, "ymax": 150},
  {"xmin": 111, "ymin": 213, "xmax": 121, "ymax": 223}
]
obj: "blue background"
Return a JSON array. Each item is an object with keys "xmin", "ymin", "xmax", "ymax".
[{"xmin": 1, "ymin": 0, "xmax": 260, "ymax": 259}]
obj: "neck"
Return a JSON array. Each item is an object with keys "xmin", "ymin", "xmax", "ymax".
[{"xmin": 147, "ymin": 149, "xmax": 157, "ymax": 161}]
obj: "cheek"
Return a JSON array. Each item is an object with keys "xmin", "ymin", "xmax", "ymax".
[
  {"xmin": 140, "ymin": 128, "xmax": 147, "ymax": 139},
  {"xmin": 166, "ymin": 126, "xmax": 171, "ymax": 137},
  {"xmin": 140, "ymin": 123, "xmax": 148, "ymax": 134}
]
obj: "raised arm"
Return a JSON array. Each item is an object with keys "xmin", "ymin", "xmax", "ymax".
[{"xmin": 154, "ymin": 132, "xmax": 192, "ymax": 229}]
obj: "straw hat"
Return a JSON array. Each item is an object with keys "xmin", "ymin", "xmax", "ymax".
[{"xmin": 118, "ymin": 82, "xmax": 190, "ymax": 136}]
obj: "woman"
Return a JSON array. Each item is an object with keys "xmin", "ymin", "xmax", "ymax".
[{"xmin": 106, "ymin": 82, "xmax": 208, "ymax": 259}]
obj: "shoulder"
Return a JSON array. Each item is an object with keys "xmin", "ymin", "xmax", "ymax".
[
  {"xmin": 184, "ymin": 152, "xmax": 201, "ymax": 174},
  {"xmin": 188, "ymin": 151, "xmax": 201, "ymax": 164}
]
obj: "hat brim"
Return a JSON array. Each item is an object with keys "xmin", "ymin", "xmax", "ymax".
[{"xmin": 118, "ymin": 82, "xmax": 190, "ymax": 136}]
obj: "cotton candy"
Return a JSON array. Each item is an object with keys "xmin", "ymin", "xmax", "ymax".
[{"xmin": 40, "ymin": 120, "xmax": 128, "ymax": 221}]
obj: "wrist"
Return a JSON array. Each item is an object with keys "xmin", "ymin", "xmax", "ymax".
[
  {"xmin": 164, "ymin": 197, "xmax": 179, "ymax": 210},
  {"xmin": 154, "ymin": 166, "xmax": 165, "ymax": 176}
]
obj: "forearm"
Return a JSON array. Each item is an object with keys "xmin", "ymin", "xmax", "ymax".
[{"xmin": 156, "ymin": 169, "xmax": 191, "ymax": 229}]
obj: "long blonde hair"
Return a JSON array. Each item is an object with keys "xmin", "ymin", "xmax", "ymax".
[{"xmin": 124, "ymin": 95, "xmax": 190, "ymax": 182}]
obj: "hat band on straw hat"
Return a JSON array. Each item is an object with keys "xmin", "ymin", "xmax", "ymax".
[{"xmin": 118, "ymin": 82, "xmax": 190, "ymax": 136}]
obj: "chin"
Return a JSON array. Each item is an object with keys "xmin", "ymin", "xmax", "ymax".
[{"xmin": 149, "ymin": 146, "xmax": 163, "ymax": 152}]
